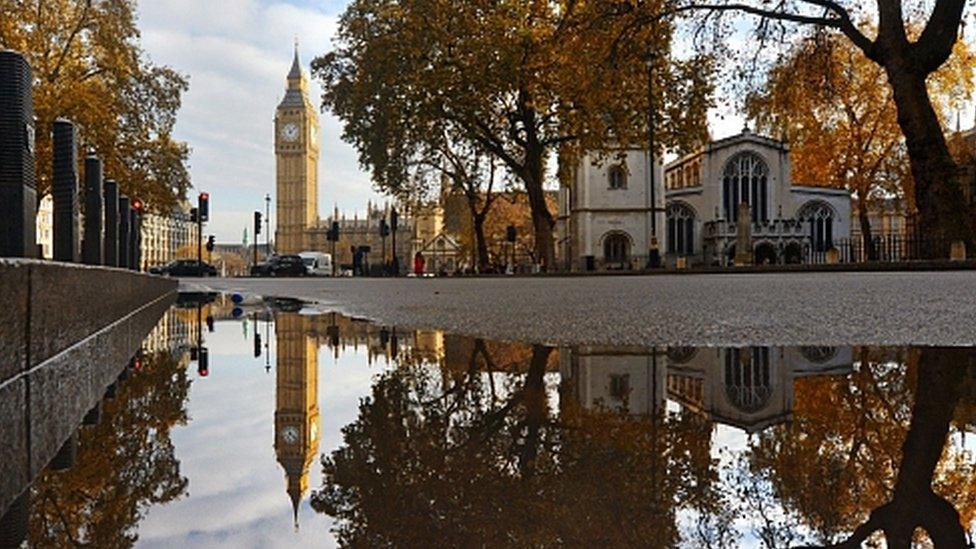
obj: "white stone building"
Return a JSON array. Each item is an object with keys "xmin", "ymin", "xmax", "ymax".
[
  {"xmin": 664, "ymin": 130, "xmax": 851, "ymax": 266},
  {"xmin": 35, "ymin": 195, "xmax": 53, "ymax": 259},
  {"xmin": 140, "ymin": 202, "xmax": 199, "ymax": 270},
  {"xmin": 556, "ymin": 148, "xmax": 665, "ymax": 271}
]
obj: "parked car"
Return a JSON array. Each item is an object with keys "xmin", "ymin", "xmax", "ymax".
[
  {"xmin": 150, "ymin": 259, "xmax": 217, "ymax": 277},
  {"xmin": 250, "ymin": 258, "xmax": 275, "ymax": 277},
  {"xmin": 270, "ymin": 255, "xmax": 307, "ymax": 277},
  {"xmin": 299, "ymin": 251, "xmax": 333, "ymax": 276}
]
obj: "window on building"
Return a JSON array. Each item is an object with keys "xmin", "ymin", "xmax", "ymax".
[
  {"xmin": 608, "ymin": 165, "xmax": 627, "ymax": 190},
  {"xmin": 666, "ymin": 203, "xmax": 696, "ymax": 256},
  {"xmin": 798, "ymin": 201, "xmax": 835, "ymax": 252},
  {"xmin": 609, "ymin": 374, "xmax": 630, "ymax": 400},
  {"xmin": 603, "ymin": 232, "xmax": 631, "ymax": 265},
  {"xmin": 723, "ymin": 347, "xmax": 772, "ymax": 413},
  {"xmin": 722, "ymin": 152, "xmax": 769, "ymax": 222}
]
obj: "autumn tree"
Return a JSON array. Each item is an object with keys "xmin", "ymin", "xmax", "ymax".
[
  {"xmin": 28, "ymin": 350, "xmax": 191, "ymax": 546},
  {"xmin": 746, "ymin": 32, "xmax": 974, "ymax": 259},
  {"xmin": 637, "ymin": 0, "xmax": 976, "ymax": 251},
  {"xmin": 315, "ymin": 0, "xmax": 712, "ymax": 269},
  {"xmin": 0, "ymin": 0, "xmax": 191, "ymax": 213}
]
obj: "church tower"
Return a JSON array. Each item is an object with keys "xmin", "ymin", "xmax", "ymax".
[
  {"xmin": 274, "ymin": 314, "xmax": 320, "ymax": 528},
  {"xmin": 275, "ymin": 43, "xmax": 320, "ymax": 254}
]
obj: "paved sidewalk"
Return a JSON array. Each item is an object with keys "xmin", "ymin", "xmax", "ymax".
[{"xmin": 183, "ymin": 271, "xmax": 976, "ymax": 347}]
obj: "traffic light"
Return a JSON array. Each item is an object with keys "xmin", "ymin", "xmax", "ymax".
[
  {"xmin": 254, "ymin": 332, "xmax": 262, "ymax": 358},
  {"xmin": 254, "ymin": 211, "xmax": 262, "ymax": 235},
  {"xmin": 199, "ymin": 192, "xmax": 210, "ymax": 222},
  {"xmin": 390, "ymin": 208, "xmax": 399, "ymax": 231},
  {"xmin": 190, "ymin": 207, "xmax": 198, "ymax": 223},
  {"xmin": 327, "ymin": 221, "xmax": 339, "ymax": 242},
  {"xmin": 206, "ymin": 235, "xmax": 215, "ymax": 252},
  {"xmin": 198, "ymin": 347, "xmax": 209, "ymax": 377},
  {"xmin": 131, "ymin": 198, "xmax": 144, "ymax": 212},
  {"xmin": 506, "ymin": 225, "xmax": 517, "ymax": 243},
  {"xmin": 379, "ymin": 218, "xmax": 390, "ymax": 238}
]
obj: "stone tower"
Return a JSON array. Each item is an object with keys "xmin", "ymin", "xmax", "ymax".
[
  {"xmin": 274, "ymin": 314, "xmax": 320, "ymax": 528},
  {"xmin": 275, "ymin": 43, "xmax": 320, "ymax": 254}
]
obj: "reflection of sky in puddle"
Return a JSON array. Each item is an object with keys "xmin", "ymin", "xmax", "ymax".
[
  {"xmin": 18, "ymin": 299, "xmax": 975, "ymax": 547},
  {"xmin": 139, "ymin": 314, "xmax": 387, "ymax": 548}
]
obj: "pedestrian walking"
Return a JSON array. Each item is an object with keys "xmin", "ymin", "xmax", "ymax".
[{"xmin": 413, "ymin": 252, "xmax": 426, "ymax": 276}]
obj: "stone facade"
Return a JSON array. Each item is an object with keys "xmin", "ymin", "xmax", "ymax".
[
  {"xmin": 557, "ymin": 149, "xmax": 666, "ymax": 271},
  {"xmin": 139, "ymin": 203, "xmax": 199, "ymax": 270},
  {"xmin": 275, "ymin": 45, "xmax": 320, "ymax": 255},
  {"xmin": 664, "ymin": 130, "xmax": 851, "ymax": 266}
]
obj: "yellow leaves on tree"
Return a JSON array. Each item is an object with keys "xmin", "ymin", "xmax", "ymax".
[{"xmin": 0, "ymin": 0, "xmax": 191, "ymax": 213}]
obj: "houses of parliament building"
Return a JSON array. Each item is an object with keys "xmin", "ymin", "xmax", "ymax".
[{"xmin": 274, "ymin": 46, "xmax": 457, "ymax": 271}]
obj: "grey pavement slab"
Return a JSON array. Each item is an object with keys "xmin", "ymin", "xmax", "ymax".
[{"xmin": 184, "ymin": 272, "xmax": 976, "ymax": 347}]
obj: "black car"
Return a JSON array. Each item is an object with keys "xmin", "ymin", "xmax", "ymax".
[
  {"xmin": 250, "ymin": 259, "xmax": 274, "ymax": 277},
  {"xmin": 270, "ymin": 255, "xmax": 307, "ymax": 277},
  {"xmin": 150, "ymin": 259, "xmax": 217, "ymax": 277}
]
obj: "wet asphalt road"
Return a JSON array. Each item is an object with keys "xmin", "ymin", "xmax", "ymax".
[{"xmin": 183, "ymin": 271, "xmax": 976, "ymax": 347}]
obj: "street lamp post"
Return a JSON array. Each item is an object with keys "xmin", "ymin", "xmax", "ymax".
[{"xmin": 646, "ymin": 48, "xmax": 664, "ymax": 269}]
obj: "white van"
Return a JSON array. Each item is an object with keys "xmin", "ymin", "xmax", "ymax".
[{"xmin": 298, "ymin": 251, "xmax": 333, "ymax": 276}]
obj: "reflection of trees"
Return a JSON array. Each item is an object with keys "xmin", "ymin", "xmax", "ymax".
[
  {"xmin": 28, "ymin": 351, "xmax": 191, "ymax": 547},
  {"xmin": 313, "ymin": 341, "xmax": 719, "ymax": 546},
  {"xmin": 745, "ymin": 348, "xmax": 976, "ymax": 547}
]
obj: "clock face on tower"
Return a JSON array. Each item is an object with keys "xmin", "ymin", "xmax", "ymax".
[
  {"xmin": 282, "ymin": 425, "xmax": 300, "ymax": 444},
  {"xmin": 281, "ymin": 122, "xmax": 300, "ymax": 142}
]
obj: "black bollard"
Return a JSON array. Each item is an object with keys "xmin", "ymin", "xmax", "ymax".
[
  {"xmin": 129, "ymin": 207, "xmax": 140, "ymax": 271},
  {"xmin": 103, "ymin": 179, "xmax": 119, "ymax": 266},
  {"xmin": 0, "ymin": 50, "xmax": 37, "ymax": 258},
  {"xmin": 49, "ymin": 431, "xmax": 77, "ymax": 471},
  {"xmin": 0, "ymin": 491, "xmax": 29, "ymax": 549},
  {"xmin": 118, "ymin": 195, "xmax": 130, "ymax": 269},
  {"xmin": 52, "ymin": 118, "xmax": 80, "ymax": 262},
  {"xmin": 82, "ymin": 401, "xmax": 102, "ymax": 426},
  {"xmin": 82, "ymin": 152, "xmax": 104, "ymax": 265}
]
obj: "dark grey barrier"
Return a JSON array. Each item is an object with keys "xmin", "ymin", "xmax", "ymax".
[{"xmin": 0, "ymin": 260, "xmax": 177, "ymax": 516}]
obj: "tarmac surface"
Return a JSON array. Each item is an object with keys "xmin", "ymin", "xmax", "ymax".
[{"xmin": 183, "ymin": 271, "xmax": 976, "ymax": 347}]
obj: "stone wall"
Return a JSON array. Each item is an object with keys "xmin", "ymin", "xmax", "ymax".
[{"xmin": 0, "ymin": 259, "xmax": 177, "ymax": 517}]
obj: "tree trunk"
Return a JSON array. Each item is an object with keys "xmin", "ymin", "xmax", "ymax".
[
  {"xmin": 857, "ymin": 193, "xmax": 878, "ymax": 261},
  {"xmin": 521, "ymin": 145, "xmax": 555, "ymax": 271},
  {"xmin": 884, "ymin": 65, "xmax": 972, "ymax": 255},
  {"xmin": 472, "ymin": 210, "xmax": 489, "ymax": 273}
]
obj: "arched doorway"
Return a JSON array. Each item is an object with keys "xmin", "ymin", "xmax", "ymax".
[
  {"xmin": 754, "ymin": 242, "xmax": 777, "ymax": 265},
  {"xmin": 602, "ymin": 232, "xmax": 631, "ymax": 269},
  {"xmin": 783, "ymin": 242, "xmax": 803, "ymax": 264}
]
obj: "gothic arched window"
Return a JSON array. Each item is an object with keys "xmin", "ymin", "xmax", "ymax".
[
  {"xmin": 603, "ymin": 232, "xmax": 631, "ymax": 265},
  {"xmin": 723, "ymin": 347, "xmax": 772, "ymax": 413},
  {"xmin": 722, "ymin": 153, "xmax": 769, "ymax": 222},
  {"xmin": 798, "ymin": 201, "xmax": 835, "ymax": 253},
  {"xmin": 666, "ymin": 202, "xmax": 696, "ymax": 255},
  {"xmin": 608, "ymin": 165, "xmax": 627, "ymax": 190}
]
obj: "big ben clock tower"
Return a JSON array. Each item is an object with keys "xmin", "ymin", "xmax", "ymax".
[
  {"xmin": 275, "ymin": 43, "xmax": 320, "ymax": 254},
  {"xmin": 274, "ymin": 314, "xmax": 320, "ymax": 528}
]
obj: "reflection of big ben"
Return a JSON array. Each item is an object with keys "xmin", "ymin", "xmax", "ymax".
[
  {"xmin": 275, "ymin": 42, "xmax": 320, "ymax": 254},
  {"xmin": 274, "ymin": 314, "xmax": 320, "ymax": 527}
]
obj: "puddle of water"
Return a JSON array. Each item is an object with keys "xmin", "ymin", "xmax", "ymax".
[{"xmin": 7, "ymin": 294, "xmax": 976, "ymax": 547}]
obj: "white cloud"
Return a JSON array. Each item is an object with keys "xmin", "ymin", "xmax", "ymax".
[{"xmin": 138, "ymin": 0, "xmax": 380, "ymax": 243}]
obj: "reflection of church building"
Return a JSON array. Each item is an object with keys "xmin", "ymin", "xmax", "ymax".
[
  {"xmin": 273, "ymin": 46, "xmax": 458, "ymax": 272},
  {"xmin": 560, "ymin": 345, "xmax": 853, "ymax": 433},
  {"xmin": 557, "ymin": 130, "xmax": 852, "ymax": 270},
  {"xmin": 274, "ymin": 314, "xmax": 320, "ymax": 527}
]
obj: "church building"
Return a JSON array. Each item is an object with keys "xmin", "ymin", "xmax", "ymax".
[
  {"xmin": 556, "ymin": 148, "xmax": 665, "ymax": 271},
  {"xmin": 664, "ymin": 129, "xmax": 851, "ymax": 266}
]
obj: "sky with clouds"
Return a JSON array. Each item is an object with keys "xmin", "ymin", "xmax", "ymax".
[{"xmin": 136, "ymin": 1, "xmax": 975, "ymax": 244}]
